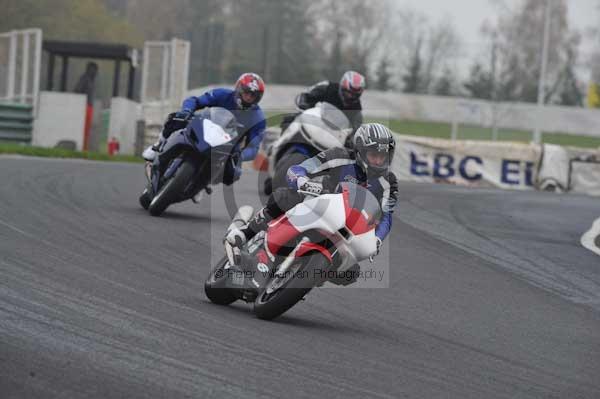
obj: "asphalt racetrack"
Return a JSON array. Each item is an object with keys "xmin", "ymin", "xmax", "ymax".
[{"xmin": 1, "ymin": 155, "xmax": 599, "ymax": 398}]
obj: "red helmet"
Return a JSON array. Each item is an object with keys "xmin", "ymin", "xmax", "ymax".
[
  {"xmin": 235, "ymin": 73, "xmax": 265, "ymax": 109},
  {"xmin": 339, "ymin": 71, "xmax": 366, "ymax": 105}
]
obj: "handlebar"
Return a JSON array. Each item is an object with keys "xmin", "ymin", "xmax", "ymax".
[{"xmin": 297, "ymin": 189, "xmax": 322, "ymax": 197}]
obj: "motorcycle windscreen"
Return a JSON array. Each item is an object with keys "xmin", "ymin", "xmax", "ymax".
[
  {"xmin": 339, "ymin": 183, "xmax": 382, "ymax": 235},
  {"xmin": 297, "ymin": 103, "xmax": 352, "ymax": 151},
  {"xmin": 188, "ymin": 107, "xmax": 239, "ymax": 150},
  {"xmin": 197, "ymin": 107, "xmax": 239, "ymax": 139},
  {"xmin": 319, "ymin": 102, "xmax": 351, "ymax": 132}
]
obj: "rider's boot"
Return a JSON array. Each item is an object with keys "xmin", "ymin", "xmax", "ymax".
[
  {"xmin": 142, "ymin": 123, "xmax": 175, "ymax": 161},
  {"xmin": 142, "ymin": 138, "xmax": 164, "ymax": 162},
  {"xmin": 225, "ymin": 207, "xmax": 273, "ymax": 248}
]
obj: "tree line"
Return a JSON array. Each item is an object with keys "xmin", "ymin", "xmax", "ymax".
[{"xmin": 0, "ymin": 0, "xmax": 591, "ymax": 107}]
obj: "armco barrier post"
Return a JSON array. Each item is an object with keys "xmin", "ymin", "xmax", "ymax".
[{"xmin": 135, "ymin": 119, "xmax": 146, "ymax": 156}]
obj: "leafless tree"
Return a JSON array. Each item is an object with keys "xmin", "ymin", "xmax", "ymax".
[
  {"xmin": 387, "ymin": 7, "xmax": 462, "ymax": 93},
  {"xmin": 490, "ymin": 0, "xmax": 580, "ymax": 103},
  {"xmin": 310, "ymin": 0, "xmax": 393, "ymax": 81}
]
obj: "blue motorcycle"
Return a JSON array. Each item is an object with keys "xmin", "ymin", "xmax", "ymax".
[{"xmin": 139, "ymin": 107, "xmax": 240, "ymax": 216}]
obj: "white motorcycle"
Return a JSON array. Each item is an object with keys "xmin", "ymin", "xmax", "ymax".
[
  {"xmin": 204, "ymin": 182, "xmax": 380, "ymax": 320},
  {"xmin": 263, "ymin": 102, "xmax": 352, "ymax": 195}
]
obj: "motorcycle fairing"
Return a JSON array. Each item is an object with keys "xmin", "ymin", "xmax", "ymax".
[
  {"xmin": 150, "ymin": 113, "xmax": 237, "ymax": 194},
  {"xmin": 264, "ymin": 189, "xmax": 377, "ymax": 264},
  {"xmin": 267, "ymin": 103, "xmax": 351, "ymax": 176}
]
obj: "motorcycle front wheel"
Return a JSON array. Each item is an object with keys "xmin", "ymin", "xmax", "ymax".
[
  {"xmin": 204, "ymin": 256, "xmax": 238, "ymax": 305},
  {"xmin": 148, "ymin": 161, "xmax": 195, "ymax": 216},
  {"xmin": 139, "ymin": 187, "xmax": 151, "ymax": 210},
  {"xmin": 253, "ymin": 252, "xmax": 329, "ymax": 320}
]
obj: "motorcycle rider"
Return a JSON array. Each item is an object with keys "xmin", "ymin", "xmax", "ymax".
[
  {"xmin": 143, "ymin": 73, "xmax": 266, "ymax": 186},
  {"xmin": 280, "ymin": 71, "xmax": 366, "ymax": 137},
  {"xmin": 226, "ymin": 123, "xmax": 398, "ymax": 279}
]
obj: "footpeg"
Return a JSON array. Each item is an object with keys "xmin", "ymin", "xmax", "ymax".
[{"xmin": 192, "ymin": 186, "xmax": 212, "ymax": 203}]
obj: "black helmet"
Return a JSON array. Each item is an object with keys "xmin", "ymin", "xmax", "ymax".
[{"xmin": 353, "ymin": 123, "xmax": 395, "ymax": 178}]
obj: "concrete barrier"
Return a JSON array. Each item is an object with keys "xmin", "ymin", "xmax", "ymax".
[
  {"xmin": 108, "ymin": 97, "xmax": 142, "ymax": 155},
  {"xmin": 32, "ymin": 91, "xmax": 86, "ymax": 150}
]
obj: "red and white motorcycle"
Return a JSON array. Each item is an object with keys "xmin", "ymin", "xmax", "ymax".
[{"xmin": 204, "ymin": 182, "xmax": 380, "ymax": 320}]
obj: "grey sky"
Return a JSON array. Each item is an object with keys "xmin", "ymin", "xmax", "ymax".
[{"xmin": 398, "ymin": 0, "xmax": 598, "ymax": 79}]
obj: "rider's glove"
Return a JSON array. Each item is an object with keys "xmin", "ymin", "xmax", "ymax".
[
  {"xmin": 225, "ymin": 226, "xmax": 247, "ymax": 248},
  {"xmin": 173, "ymin": 110, "xmax": 193, "ymax": 122},
  {"xmin": 368, "ymin": 237, "xmax": 383, "ymax": 263},
  {"xmin": 297, "ymin": 178, "xmax": 323, "ymax": 196},
  {"xmin": 164, "ymin": 110, "xmax": 193, "ymax": 132},
  {"xmin": 296, "ymin": 176, "xmax": 309, "ymax": 190}
]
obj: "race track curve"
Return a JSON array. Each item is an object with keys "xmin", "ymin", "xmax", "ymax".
[{"xmin": 1, "ymin": 155, "xmax": 599, "ymax": 399}]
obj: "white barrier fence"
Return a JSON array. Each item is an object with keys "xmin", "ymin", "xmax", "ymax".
[
  {"xmin": 391, "ymin": 136, "xmax": 542, "ymax": 190},
  {"xmin": 389, "ymin": 134, "xmax": 600, "ymax": 196},
  {"xmin": 140, "ymin": 39, "xmax": 191, "ymax": 149},
  {"xmin": 192, "ymin": 84, "xmax": 600, "ymax": 139},
  {"xmin": 363, "ymin": 92, "xmax": 600, "ymax": 139},
  {"xmin": 392, "ymin": 135, "xmax": 600, "ymax": 196},
  {"xmin": 108, "ymin": 97, "xmax": 142, "ymax": 155},
  {"xmin": 32, "ymin": 92, "xmax": 86, "ymax": 150},
  {"xmin": 141, "ymin": 39, "xmax": 190, "ymax": 126},
  {"xmin": 538, "ymin": 144, "xmax": 600, "ymax": 196},
  {"xmin": 0, "ymin": 29, "xmax": 42, "ymax": 109}
]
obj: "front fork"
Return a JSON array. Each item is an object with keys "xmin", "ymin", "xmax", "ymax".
[
  {"xmin": 144, "ymin": 162, "xmax": 152, "ymax": 182},
  {"xmin": 148, "ymin": 156, "xmax": 185, "ymax": 196}
]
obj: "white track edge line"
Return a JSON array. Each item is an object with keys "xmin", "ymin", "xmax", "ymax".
[{"xmin": 581, "ymin": 217, "xmax": 600, "ymax": 257}]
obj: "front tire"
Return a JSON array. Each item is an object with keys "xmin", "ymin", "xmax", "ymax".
[
  {"xmin": 139, "ymin": 186, "xmax": 152, "ymax": 210},
  {"xmin": 204, "ymin": 256, "xmax": 237, "ymax": 305},
  {"xmin": 148, "ymin": 161, "xmax": 195, "ymax": 216},
  {"xmin": 263, "ymin": 176, "xmax": 273, "ymax": 196},
  {"xmin": 253, "ymin": 252, "xmax": 328, "ymax": 320}
]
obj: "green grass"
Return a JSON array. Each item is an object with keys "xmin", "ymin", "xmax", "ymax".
[
  {"xmin": 2, "ymin": 114, "xmax": 597, "ymax": 162},
  {"xmin": 0, "ymin": 142, "xmax": 143, "ymax": 163},
  {"xmin": 265, "ymin": 112, "xmax": 286, "ymax": 128},
  {"xmin": 376, "ymin": 119, "xmax": 600, "ymax": 148},
  {"xmin": 378, "ymin": 120, "xmax": 600, "ymax": 148},
  {"xmin": 538, "ymin": 132, "xmax": 600, "ymax": 148},
  {"xmin": 265, "ymin": 112, "xmax": 600, "ymax": 149}
]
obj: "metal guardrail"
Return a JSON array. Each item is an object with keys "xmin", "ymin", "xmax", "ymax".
[{"xmin": 0, "ymin": 102, "xmax": 34, "ymax": 142}]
